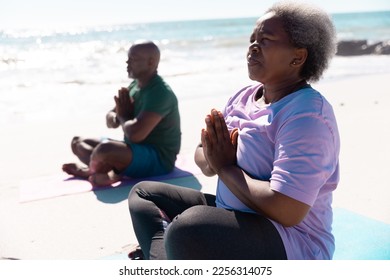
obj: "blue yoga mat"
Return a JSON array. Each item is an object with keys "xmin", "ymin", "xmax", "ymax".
[
  {"xmin": 102, "ymin": 207, "xmax": 390, "ymax": 260},
  {"xmin": 332, "ymin": 208, "xmax": 390, "ymax": 260}
]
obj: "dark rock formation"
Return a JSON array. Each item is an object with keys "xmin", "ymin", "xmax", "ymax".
[
  {"xmin": 336, "ymin": 40, "xmax": 390, "ymax": 56},
  {"xmin": 376, "ymin": 42, "xmax": 390, "ymax": 55}
]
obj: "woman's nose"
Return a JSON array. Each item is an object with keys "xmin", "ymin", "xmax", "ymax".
[{"xmin": 249, "ymin": 42, "xmax": 260, "ymax": 53}]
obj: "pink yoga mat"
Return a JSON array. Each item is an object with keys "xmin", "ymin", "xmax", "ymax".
[{"xmin": 19, "ymin": 154, "xmax": 200, "ymax": 203}]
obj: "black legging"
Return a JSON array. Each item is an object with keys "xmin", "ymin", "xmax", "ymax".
[{"xmin": 128, "ymin": 181, "xmax": 287, "ymax": 260}]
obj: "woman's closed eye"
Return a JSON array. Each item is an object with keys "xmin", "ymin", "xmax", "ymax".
[{"xmin": 259, "ymin": 37, "xmax": 271, "ymax": 45}]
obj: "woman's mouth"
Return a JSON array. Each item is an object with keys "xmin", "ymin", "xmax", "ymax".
[{"xmin": 247, "ymin": 56, "xmax": 261, "ymax": 66}]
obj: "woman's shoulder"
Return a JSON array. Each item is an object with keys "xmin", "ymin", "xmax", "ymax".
[
  {"xmin": 227, "ymin": 83, "xmax": 263, "ymax": 104},
  {"xmin": 280, "ymin": 86, "xmax": 332, "ymax": 114}
]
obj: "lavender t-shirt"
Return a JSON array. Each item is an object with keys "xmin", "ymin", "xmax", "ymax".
[{"xmin": 216, "ymin": 83, "xmax": 340, "ymax": 260}]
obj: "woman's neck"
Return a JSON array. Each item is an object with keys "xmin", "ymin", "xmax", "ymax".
[{"xmin": 262, "ymin": 79, "xmax": 307, "ymax": 104}]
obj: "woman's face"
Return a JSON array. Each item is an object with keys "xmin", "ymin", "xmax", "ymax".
[{"xmin": 247, "ymin": 12, "xmax": 298, "ymax": 84}]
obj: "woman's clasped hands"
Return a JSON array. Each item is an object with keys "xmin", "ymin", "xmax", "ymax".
[{"xmin": 201, "ymin": 109, "xmax": 237, "ymax": 175}]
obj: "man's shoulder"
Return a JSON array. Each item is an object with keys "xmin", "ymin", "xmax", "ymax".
[
  {"xmin": 149, "ymin": 75, "xmax": 176, "ymax": 96},
  {"xmin": 152, "ymin": 74, "xmax": 171, "ymax": 88}
]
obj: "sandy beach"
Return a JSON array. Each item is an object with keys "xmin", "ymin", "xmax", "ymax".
[{"xmin": 0, "ymin": 64, "xmax": 390, "ymax": 260}]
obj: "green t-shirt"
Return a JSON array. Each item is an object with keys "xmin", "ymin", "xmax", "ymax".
[{"xmin": 126, "ymin": 74, "xmax": 181, "ymax": 171}]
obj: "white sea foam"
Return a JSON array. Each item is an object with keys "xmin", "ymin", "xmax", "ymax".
[{"xmin": 1, "ymin": 13, "xmax": 389, "ymax": 125}]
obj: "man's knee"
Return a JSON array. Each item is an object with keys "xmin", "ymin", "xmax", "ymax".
[
  {"xmin": 91, "ymin": 141, "xmax": 116, "ymax": 161},
  {"xmin": 70, "ymin": 136, "xmax": 82, "ymax": 151}
]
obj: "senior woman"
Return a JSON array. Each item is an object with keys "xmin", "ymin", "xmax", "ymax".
[{"xmin": 128, "ymin": 1, "xmax": 340, "ymax": 260}]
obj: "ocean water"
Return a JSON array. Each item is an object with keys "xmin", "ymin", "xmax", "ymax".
[{"xmin": 1, "ymin": 11, "xmax": 390, "ymax": 123}]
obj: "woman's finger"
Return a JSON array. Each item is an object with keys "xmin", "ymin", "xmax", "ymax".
[
  {"xmin": 211, "ymin": 109, "xmax": 229, "ymax": 143},
  {"xmin": 201, "ymin": 128, "xmax": 211, "ymax": 155},
  {"xmin": 217, "ymin": 110, "xmax": 231, "ymax": 141},
  {"xmin": 205, "ymin": 114, "xmax": 217, "ymax": 144}
]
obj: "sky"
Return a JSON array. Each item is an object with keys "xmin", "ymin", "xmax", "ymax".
[{"xmin": 2, "ymin": 0, "xmax": 390, "ymax": 30}]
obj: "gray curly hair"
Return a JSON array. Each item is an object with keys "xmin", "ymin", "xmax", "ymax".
[{"xmin": 266, "ymin": 1, "xmax": 337, "ymax": 82}]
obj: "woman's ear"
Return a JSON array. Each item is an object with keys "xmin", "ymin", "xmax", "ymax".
[{"xmin": 291, "ymin": 48, "xmax": 308, "ymax": 67}]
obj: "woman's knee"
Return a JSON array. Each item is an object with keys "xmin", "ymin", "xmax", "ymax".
[
  {"xmin": 165, "ymin": 206, "xmax": 223, "ymax": 259},
  {"xmin": 128, "ymin": 181, "xmax": 163, "ymax": 212},
  {"xmin": 165, "ymin": 206, "xmax": 211, "ymax": 249},
  {"xmin": 128, "ymin": 182, "xmax": 149, "ymax": 211}
]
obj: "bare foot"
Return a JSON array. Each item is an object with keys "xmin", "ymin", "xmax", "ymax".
[
  {"xmin": 88, "ymin": 171, "xmax": 121, "ymax": 187},
  {"xmin": 62, "ymin": 163, "xmax": 91, "ymax": 179}
]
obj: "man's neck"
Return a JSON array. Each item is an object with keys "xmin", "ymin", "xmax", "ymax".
[{"xmin": 137, "ymin": 71, "xmax": 157, "ymax": 88}]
